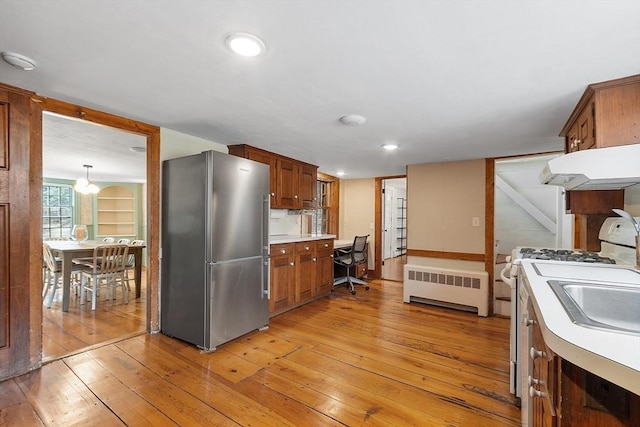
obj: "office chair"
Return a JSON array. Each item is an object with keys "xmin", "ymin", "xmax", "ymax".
[{"xmin": 333, "ymin": 235, "xmax": 370, "ymax": 295}]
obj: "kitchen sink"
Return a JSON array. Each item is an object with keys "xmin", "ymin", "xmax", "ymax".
[{"xmin": 548, "ymin": 280, "xmax": 640, "ymax": 336}]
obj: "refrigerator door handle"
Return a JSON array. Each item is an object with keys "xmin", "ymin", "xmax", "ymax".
[
  {"xmin": 263, "ymin": 193, "xmax": 270, "ymax": 299},
  {"xmin": 207, "ymin": 255, "xmax": 263, "ymax": 265}
]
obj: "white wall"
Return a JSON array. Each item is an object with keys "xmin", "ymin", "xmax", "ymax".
[
  {"xmin": 495, "ymin": 154, "xmax": 566, "ymax": 254},
  {"xmin": 624, "ymin": 183, "xmax": 640, "ymax": 216}
]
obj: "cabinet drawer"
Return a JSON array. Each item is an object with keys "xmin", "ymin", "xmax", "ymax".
[
  {"xmin": 271, "ymin": 243, "xmax": 294, "ymax": 256},
  {"xmin": 316, "ymin": 239, "xmax": 333, "ymax": 257},
  {"xmin": 295, "ymin": 241, "xmax": 315, "ymax": 254}
]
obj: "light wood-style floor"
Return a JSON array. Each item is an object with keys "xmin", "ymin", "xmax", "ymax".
[
  {"xmin": 42, "ymin": 269, "xmax": 147, "ymax": 361},
  {"xmin": 382, "ymin": 254, "xmax": 407, "ymax": 282},
  {"xmin": 4, "ymin": 279, "xmax": 520, "ymax": 426}
]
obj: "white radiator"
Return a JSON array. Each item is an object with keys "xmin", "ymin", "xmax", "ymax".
[{"xmin": 403, "ymin": 264, "xmax": 489, "ymax": 317}]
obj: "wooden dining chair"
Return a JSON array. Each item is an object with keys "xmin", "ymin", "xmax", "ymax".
[
  {"xmin": 42, "ymin": 243, "xmax": 82, "ymax": 308},
  {"xmin": 122, "ymin": 240, "xmax": 144, "ymax": 290},
  {"xmin": 77, "ymin": 244, "xmax": 129, "ymax": 310}
]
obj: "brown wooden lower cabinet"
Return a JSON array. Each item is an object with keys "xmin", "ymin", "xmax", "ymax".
[
  {"xmin": 269, "ymin": 239, "xmax": 334, "ymax": 316},
  {"xmin": 529, "ymin": 309, "xmax": 639, "ymax": 427}
]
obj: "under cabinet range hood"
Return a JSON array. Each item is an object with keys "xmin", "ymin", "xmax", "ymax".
[{"xmin": 540, "ymin": 144, "xmax": 640, "ymax": 190}]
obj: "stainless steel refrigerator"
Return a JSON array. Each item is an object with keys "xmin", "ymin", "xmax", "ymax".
[{"xmin": 161, "ymin": 150, "xmax": 270, "ymax": 351}]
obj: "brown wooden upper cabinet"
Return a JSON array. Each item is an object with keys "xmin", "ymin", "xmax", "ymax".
[
  {"xmin": 558, "ymin": 74, "xmax": 639, "ymax": 215},
  {"xmin": 228, "ymin": 144, "xmax": 318, "ymax": 209},
  {"xmin": 560, "ymin": 74, "xmax": 640, "ymax": 152}
]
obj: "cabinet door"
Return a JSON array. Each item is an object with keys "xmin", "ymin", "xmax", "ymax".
[
  {"xmin": 246, "ymin": 149, "xmax": 277, "ymax": 207},
  {"xmin": 276, "ymin": 158, "xmax": 299, "ymax": 208},
  {"xmin": 316, "ymin": 240, "xmax": 334, "ymax": 295},
  {"xmin": 565, "ymin": 121, "xmax": 579, "ymax": 153},
  {"xmin": 269, "ymin": 252, "xmax": 294, "ymax": 313},
  {"xmin": 576, "ymin": 102, "xmax": 595, "ymax": 151},
  {"xmin": 299, "ymin": 164, "xmax": 317, "ymax": 208},
  {"xmin": 295, "ymin": 242, "xmax": 316, "ymax": 302}
]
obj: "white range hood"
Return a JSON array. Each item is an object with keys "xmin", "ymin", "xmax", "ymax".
[{"xmin": 540, "ymin": 144, "xmax": 640, "ymax": 190}]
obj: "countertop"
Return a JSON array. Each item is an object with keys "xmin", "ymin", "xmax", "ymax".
[
  {"xmin": 269, "ymin": 234, "xmax": 336, "ymax": 244},
  {"xmin": 520, "ymin": 259, "xmax": 640, "ymax": 395}
]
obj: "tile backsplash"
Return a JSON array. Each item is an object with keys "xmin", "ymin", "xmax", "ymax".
[{"xmin": 269, "ymin": 209, "xmax": 301, "ymax": 235}]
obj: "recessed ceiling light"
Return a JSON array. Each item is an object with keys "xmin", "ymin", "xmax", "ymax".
[
  {"xmin": 336, "ymin": 171, "xmax": 346, "ymax": 177},
  {"xmin": 382, "ymin": 144, "xmax": 399, "ymax": 151},
  {"xmin": 339, "ymin": 115, "xmax": 366, "ymax": 126},
  {"xmin": 1, "ymin": 51, "xmax": 36, "ymax": 70},
  {"xmin": 225, "ymin": 32, "xmax": 265, "ymax": 57}
]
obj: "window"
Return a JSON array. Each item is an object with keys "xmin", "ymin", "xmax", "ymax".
[
  {"xmin": 309, "ymin": 174, "xmax": 339, "ymax": 235},
  {"xmin": 42, "ymin": 184, "xmax": 74, "ymax": 239}
]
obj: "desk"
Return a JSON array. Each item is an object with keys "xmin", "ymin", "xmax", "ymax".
[
  {"xmin": 333, "ymin": 239, "xmax": 353, "ymax": 250},
  {"xmin": 45, "ymin": 240, "xmax": 146, "ymax": 312}
]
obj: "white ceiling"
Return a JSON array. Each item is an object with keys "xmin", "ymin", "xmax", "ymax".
[{"xmin": 1, "ymin": 1, "xmax": 639, "ymax": 180}]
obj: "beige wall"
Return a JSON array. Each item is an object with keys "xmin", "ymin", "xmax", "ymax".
[
  {"xmin": 406, "ymin": 159, "xmax": 485, "ymax": 270},
  {"xmin": 160, "ymin": 128, "xmax": 228, "ymax": 160},
  {"xmin": 339, "ymin": 178, "xmax": 375, "ymax": 269}
]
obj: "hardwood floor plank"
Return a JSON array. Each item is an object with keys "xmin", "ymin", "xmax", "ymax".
[
  {"xmin": 14, "ymin": 360, "xmax": 124, "ymax": 426},
  {"xmin": 117, "ymin": 334, "xmax": 303, "ymax": 426},
  {"xmin": 78, "ymin": 345, "xmax": 239, "ymax": 426},
  {"xmin": 283, "ymin": 348, "xmax": 517, "ymax": 426},
  {"xmin": 63, "ymin": 352, "xmax": 178, "ymax": 426},
  {"xmin": 0, "ymin": 379, "xmax": 45, "ymax": 426}
]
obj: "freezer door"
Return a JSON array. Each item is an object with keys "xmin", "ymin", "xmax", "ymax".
[
  {"xmin": 206, "ymin": 256, "xmax": 269, "ymax": 350},
  {"xmin": 206, "ymin": 152, "xmax": 269, "ymax": 262}
]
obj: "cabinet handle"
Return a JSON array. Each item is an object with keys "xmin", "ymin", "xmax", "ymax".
[
  {"xmin": 280, "ymin": 249, "xmax": 286, "ymax": 254},
  {"xmin": 312, "ymin": 257, "xmax": 317, "ymax": 262},
  {"xmin": 524, "ymin": 316, "xmax": 535, "ymax": 327},
  {"xmin": 294, "ymin": 195, "xmax": 298, "ymax": 199},
  {"xmin": 528, "ymin": 375, "xmax": 540, "ymax": 386},
  {"xmin": 529, "ymin": 386, "xmax": 544, "ymax": 398},
  {"xmin": 271, "ymin": 192, "xmax": 275, "ymax": 197},
  {"xmin": 330, "ymin": 254, "xmax": 334, "ymax": 258},
  {"xmin": 324, "ymin": 243, "xmax": 329, "ymax": 247},
  {"xmin": 530, "ymin": 347, "xmax": 546, "ymax": 360},
  {"xmin": 290, "ymin": 262, "xmax": 295, "ymax": 267},
  {"xmin": 304, "ymin": 246, "xmax": 310, "ymax": 251}
]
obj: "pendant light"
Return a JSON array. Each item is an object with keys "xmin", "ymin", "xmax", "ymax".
[{"xmin": 74, "ymin": 164, "xmax": 100, "ymax": 194}]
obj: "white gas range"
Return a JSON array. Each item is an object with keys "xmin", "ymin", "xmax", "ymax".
[{"xmin": 499, "ymin": 215, "xmax": 639, "ymax": 415}]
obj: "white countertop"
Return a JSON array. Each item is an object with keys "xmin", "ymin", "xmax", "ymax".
[
  {"xmin": 269, "ymin": 234, "xmax": 336, "ymax": 244},
  {"xmin": 520, "ymin": 259, "xmax": 640, "ymax": 395}
]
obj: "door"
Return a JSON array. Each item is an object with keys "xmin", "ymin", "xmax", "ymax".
[
  {"xmin": 208, "ymin": 152, "xmax": 269, "ymax": 261},
  {"xmin": 0, "ymin": 86, "xmax": 42, "ymax": 379},
  {"xmin": 383, "ymin": 184, "xmax": 394, "ymax": 260}
]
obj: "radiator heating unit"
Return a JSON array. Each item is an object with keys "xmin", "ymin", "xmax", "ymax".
[{"xmin": 403, "ymin": 264, "xmax": 489, "ymax": 317}]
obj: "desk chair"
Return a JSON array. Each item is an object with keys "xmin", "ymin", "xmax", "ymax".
[{"xmin": 333, "ymin": 235, "xmax": 369, "ymax": 295}]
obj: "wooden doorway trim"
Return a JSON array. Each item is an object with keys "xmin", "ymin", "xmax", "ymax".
[
  {"xmin": 38, "ymin": 97, "xmax": 161, "ymax": 332},
  {"xmin": 374, "ymin": 174, "xmax": 406, "ymax": 280}
]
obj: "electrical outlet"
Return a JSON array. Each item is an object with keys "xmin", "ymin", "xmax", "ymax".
[{"xmin": 472, "ymin": 217, "xmax": 480, "ymax": 227}]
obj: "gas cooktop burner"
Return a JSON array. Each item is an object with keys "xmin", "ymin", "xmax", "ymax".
[{"xmin": 518, "ymin": 248, "xmax": 616, "ymax": 264}]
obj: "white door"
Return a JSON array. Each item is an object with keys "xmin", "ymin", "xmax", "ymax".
[{"xmin": 383, "ymin": 184, "xmax": 395, "ymax": 260}]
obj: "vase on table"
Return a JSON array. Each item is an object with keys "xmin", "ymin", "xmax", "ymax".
[{"xmin": 70, "ymin": 224, "xmax": 88, "ymax": 241}]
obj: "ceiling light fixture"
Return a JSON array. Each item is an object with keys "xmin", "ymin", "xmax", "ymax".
[
  {"xmin": 339, "ymin": 115, "xmax": 366, "ymax": 126},
  {"xmin": 382, "ymin": 143, "xmax": 399, "ymax": 151},
  {"xmin": 130, "ymin": 146, "xmax": 146, "ymax": 153},
  {"xmin": 74, "ymin": 165, "xmax": 100, "ymax": 194},
  {"xmin": 225, "ymin": 32, "xmax": 265, "ymax": 57},
  {"xmin": 336, "ymin": 171, "xmax": 346, "ymax": 177},
  {"xmin": 1, "ymin": 51, "xmax": 36, "ymax": 70}
]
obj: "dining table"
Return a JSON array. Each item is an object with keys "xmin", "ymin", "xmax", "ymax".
[{"xmin": 45, "ymin": 240, "xmax": 146, "ymax": 312}]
